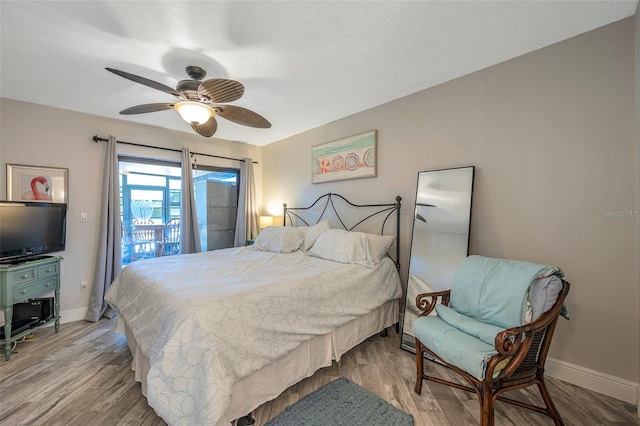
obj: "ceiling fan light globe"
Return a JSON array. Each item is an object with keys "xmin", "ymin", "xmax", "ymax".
[{"xmin": 174, "ymin": 101, "xmax": 214, "ymax": 125}]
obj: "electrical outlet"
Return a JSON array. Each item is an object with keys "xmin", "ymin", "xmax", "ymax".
[
  {"xmin": 80, "ymin": 212, "xmax": 89, "ymax": 223},
  {"xmin": 81, "ymin": 281, "xmax": 88, "ymax": 291}
]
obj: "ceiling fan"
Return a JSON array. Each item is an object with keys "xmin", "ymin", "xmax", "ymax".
[{"xmin": 106, "ymin": 65, "xmax": 271, "ymax": 138}]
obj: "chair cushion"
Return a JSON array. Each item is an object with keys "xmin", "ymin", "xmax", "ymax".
[
  {"xmin": 435, "ymin": 304, "xmax": 504, "ymax": 346},
  {"xmin": 413, "ymin": 316, "xmax": 497, "ymax": 380},
  {"xmin": 450, "ymin": 255, "xmax": 561, "ymax": 329}
]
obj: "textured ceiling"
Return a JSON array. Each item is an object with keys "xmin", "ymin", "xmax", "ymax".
[{"xmin": 1, "ymin": 1, "xmax": 637, "ymax": 146}]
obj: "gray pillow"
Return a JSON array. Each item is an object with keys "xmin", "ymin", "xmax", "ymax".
[{"xmin": 530, "ymin": 275, "xmax": 563, "ymax": 320}]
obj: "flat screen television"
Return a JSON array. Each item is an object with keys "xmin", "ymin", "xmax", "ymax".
[{"xmin": 0, "ymin": 201, "xmax": 67, "ymax": 264}]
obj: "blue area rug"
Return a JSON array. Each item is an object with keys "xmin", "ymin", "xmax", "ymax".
[{"xmin": 265, "ymin": 377, "xmax": 414, "ymax": 426}]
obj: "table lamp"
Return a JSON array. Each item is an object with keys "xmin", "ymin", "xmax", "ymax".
[{"xmin": 259, "ymin": 215, "xmax": 274, "ymax": 231}]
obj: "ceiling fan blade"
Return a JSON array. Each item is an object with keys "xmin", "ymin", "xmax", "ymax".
[
  {"xmin": 198, "ymin": 79, "xmax": 245, "ymax": 103},
  {"xmin": 106, "ymin": 68, "xmax": 183, "ymax": 98},
  {"xmin": 415, "ymin": 213, "xmax": 427, "ymax": 223},
  {"xmin": 216, "ymin": 105, "xmax": 271, "ymax": 128},
  {"xmin": 416, "ymin": 203, "xmax": 437, "ymax": 207},
  {"xmin": 191, "ymin": 116, "xmax": 218, "ymax": 137},
  {"xmin": 119, "ymin": 103, "xmax": 174, "ymax": 115}
]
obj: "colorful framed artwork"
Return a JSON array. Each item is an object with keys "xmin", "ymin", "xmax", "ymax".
[
  {"xmin": 6, "ymin": 164, "xmax": 69, "ymax": 206},
  {"xmin": 312, "ymin": 130, "xmax": 377, "ymax": 184}
]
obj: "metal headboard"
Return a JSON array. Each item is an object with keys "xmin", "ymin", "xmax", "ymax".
[{"xmin": 283, "ymin": 193, "xmax": 402, "ymax": 270}]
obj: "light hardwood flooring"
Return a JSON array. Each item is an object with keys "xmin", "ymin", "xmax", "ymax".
[{"xmin": 0, "ymin": 318, "xmax": 637, "ymax": 425}]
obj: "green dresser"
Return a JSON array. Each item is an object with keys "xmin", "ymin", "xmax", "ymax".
[{"xmin": 0, "ymin": 256, "xmax": 61, "ymax": 361}]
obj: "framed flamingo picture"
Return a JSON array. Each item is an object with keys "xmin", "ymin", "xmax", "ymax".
[
  {"xmin": 311, "ymin": 130, "xmax": 377, "ymax": 184},
  {"xmin": 7, "ymin": 164, "xmax": 69, "ymax": 206}
]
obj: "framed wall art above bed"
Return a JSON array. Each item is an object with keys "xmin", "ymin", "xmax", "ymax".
[{"xmin": 311, "ymin": 130, "xmax": 377, "ymax": 184}]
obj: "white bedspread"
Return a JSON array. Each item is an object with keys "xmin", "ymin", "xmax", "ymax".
[{"xmin": 105, "ymin": 247, "xmax": 402, "ymax": 426}]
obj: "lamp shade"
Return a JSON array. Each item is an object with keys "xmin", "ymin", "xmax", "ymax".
[
  {"xmin": 174, "ymin": 101, "xmax": 214, "ymax": 125},
  {"xmin": 259, "ymin": 215, "xmax": 274, "ymax": 230}
]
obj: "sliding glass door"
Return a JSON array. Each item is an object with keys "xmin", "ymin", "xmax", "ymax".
[{"xmin": 118, "ymin": 157, "xmax": 239, "ymax": 265}]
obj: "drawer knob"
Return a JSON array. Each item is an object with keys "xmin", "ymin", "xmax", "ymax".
[
  {"xmin": 21, "ymin": 274, "xmax": 29, "ymax": 279},
  {"xmin": 46, "ymin": 282, "xmax": 52, "ymax": 287},
  {"xmin": 21, "ymin": 289, "xmax": 28, "ymax": 294},
  {"xmin": 46, "ymin": 268, "xmax": 52, "ymax": 272}
]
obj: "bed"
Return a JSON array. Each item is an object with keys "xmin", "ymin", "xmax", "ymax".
[{"xmin": 105, "ymin": 193, "xmax": 402, "ymax": 426}]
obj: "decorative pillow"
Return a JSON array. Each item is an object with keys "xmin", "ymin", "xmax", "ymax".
[
  {"xmin": 309, "ymin": 229, "xmax": 372, "ymax": 266},
  {"xmin": 252, "ymin": 226, "xmax": 304, "ymax": 253},
  {"xmin": 366, "ymin": 233, "xmax": 395, "ymax": 263},
  {"xmin": 301, "ymin": 219, "xmax": 331, "ymax": 250}
]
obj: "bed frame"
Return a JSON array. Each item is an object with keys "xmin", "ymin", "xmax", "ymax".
[{"xmin": 283, "ymin": 192, "xmax": 402, "ymax": 271}]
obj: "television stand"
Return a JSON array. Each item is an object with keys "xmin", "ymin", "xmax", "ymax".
[{"xmin": 0, "ymin": 256, "xmax": 61, "ymax": 361}]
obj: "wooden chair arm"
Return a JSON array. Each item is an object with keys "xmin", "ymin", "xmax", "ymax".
[
  {"xmin": 415, "ymin": 290, "xmax": 450, "ymax": 317},
  {"xmin": 486, "ymin": 323, "xmax": 535, "ymax": 379}
]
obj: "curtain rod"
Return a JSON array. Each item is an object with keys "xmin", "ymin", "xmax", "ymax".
[{"xmin": 92, "ymin": 135, "xmax": 258, "ymax": 164}]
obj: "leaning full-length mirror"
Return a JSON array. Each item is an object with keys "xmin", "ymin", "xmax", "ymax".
[{"xmin": 401, "ymin": 166, "xmax": 475, "ymax": 351}]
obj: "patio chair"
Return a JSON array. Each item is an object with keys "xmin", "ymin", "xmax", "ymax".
[
  {"xmin": 158, "ymin": 218, "xmax": 180, "ymax": 256},
  {"xmin": 130, "ymin": 221, "xmax": 156, "ymax": 260}
]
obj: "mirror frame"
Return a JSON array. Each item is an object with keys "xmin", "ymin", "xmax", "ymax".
[{"xmin": 400, "ymin": 165, "xmax": 475, "ymax": 352}]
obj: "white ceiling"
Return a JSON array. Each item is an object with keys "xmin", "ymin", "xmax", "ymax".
[{"xmin": 1, "ymin": 1, "xmax": 636, "ymax": 146}]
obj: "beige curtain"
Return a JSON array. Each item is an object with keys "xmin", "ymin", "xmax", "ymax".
[
  {"xmin": 234, "ymin": 158, "xmax": 259, "ymax": 246},
  {"xmin": 85, "ymin": 135, "xmax": 121, "ymax": 322},
  {"xmin": 180, "ymin": 148, "xmax": 202, "ymax": 254}
]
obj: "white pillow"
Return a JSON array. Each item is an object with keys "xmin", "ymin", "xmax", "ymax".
[
  {"xmin": 253, "ymin": 226, "xmax": 304, "ymax": 253},
  {"xmin": 301, "ymin": 219, "xmax": 331, "ymax": 250},
  {"xmin": 309, "ymin": 229, "xmax": 372, "ymax": 266},
  {"xmin": 366, "ymin": 233, "xmax": 395, "ymax": 263}
]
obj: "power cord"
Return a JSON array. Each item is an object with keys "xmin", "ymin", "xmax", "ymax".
[
  {"xmin": 9, "ymin": 332, "xmax": 37, "ymax": 354},
  {"xmin": 21, "ymin": 333, "xmax": 37, "ymax": 342}
]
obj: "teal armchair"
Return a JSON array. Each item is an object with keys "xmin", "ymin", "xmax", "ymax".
[{"xmin": 413, "ymin": 255, "xmax": 570, "ymax": 426}]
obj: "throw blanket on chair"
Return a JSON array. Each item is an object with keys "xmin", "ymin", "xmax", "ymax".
[{"xmin": 449, "ymin": 255, "xmax": 564, "ymax": 328}]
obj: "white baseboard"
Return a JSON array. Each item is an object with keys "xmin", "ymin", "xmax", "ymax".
[
  {"xmin": 546, "ymin": 357, "xmax": 639, "ymax": 411},
  {"xmin": 59, "ymin": 307, "xmax": 88, "ymax": 324}
]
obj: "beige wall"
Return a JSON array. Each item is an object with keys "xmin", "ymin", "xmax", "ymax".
[
  {"xmin": 0, "ymin": 99, "xmax": 261, "ymax": 317},
  {"xmin": 262, "ymin": 18, "xmax": 639, "ymax": 385}
]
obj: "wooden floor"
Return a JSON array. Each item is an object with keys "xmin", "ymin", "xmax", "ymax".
[{"xmin": 0, "ymin": 318, "xmax": 637, "ymax": 426}]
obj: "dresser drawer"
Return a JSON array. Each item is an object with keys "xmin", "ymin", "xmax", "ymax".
[
  {"xmin": 12, "ymin": 278, "xmax": 58, "ymax": 303},
  {"xmin": 11, "ymin": 268, "xmax": 36, "ymax": 285},
  {"xmin": 38, "ymin": 263, "xmax": 58, "ymax": 279}
]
